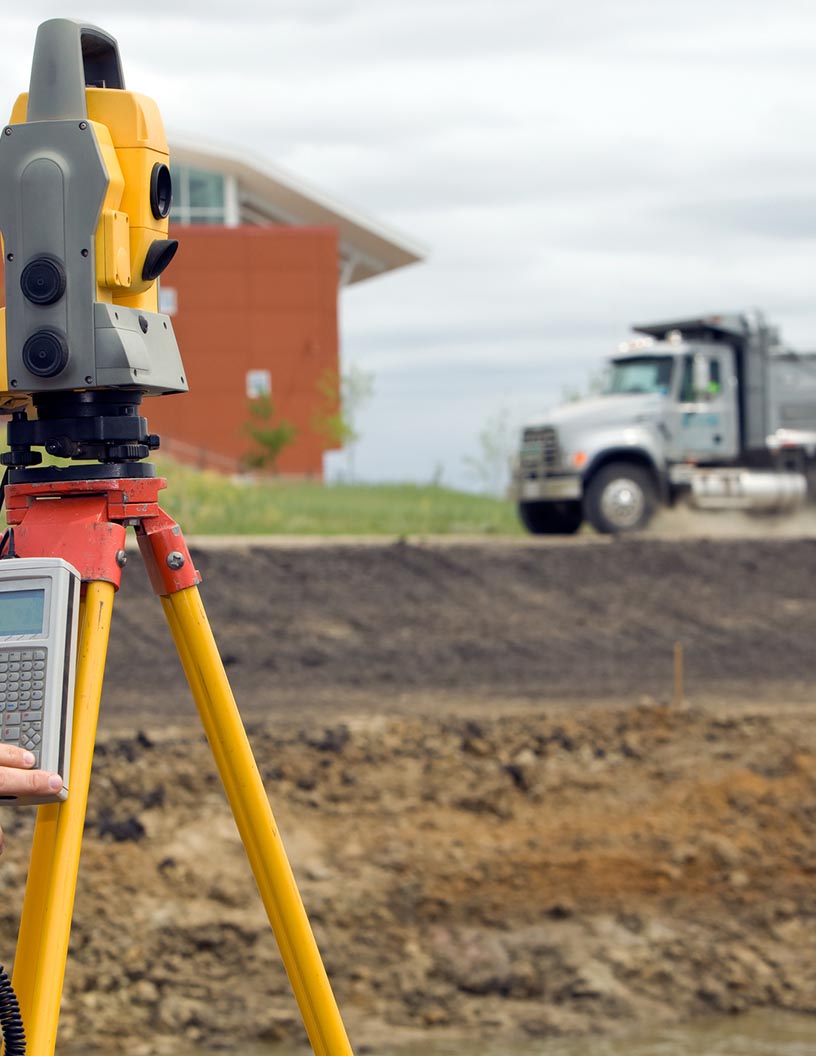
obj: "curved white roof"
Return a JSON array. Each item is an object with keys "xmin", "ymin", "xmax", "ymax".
[{"xmin": 169, "ymin": 136, "xmax": 426, "ymax": 286}]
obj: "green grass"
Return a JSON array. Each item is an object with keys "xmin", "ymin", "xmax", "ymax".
[{"xmin": 148, "ymin": 458, "xmax": 523, "ymax": 536}]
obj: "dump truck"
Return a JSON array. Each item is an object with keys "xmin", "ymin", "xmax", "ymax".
[{"xmin": 510, "ymin": 311, "xmax": 816, "ymax": 534}]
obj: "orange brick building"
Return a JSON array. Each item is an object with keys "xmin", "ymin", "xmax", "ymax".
[{"xmin": 145, "ymin": 141, "xmax": 423, "ymax": 476}]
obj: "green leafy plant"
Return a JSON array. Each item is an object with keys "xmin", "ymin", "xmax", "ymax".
[
  {"xmin": 241, "ymin": 395, "xmax": 296, "ymax": 472},
  {"xmin": 312, "ymin": 364, "xmax": 375, "ymax": 480}
]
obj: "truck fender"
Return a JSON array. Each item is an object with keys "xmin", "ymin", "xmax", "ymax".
[{"xmin": 583, "ymin": 449, "xmax": 667, "ymax": 503}]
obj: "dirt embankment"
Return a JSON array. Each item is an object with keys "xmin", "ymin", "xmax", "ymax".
[
  {"xmin": 0, "ymin": 537, "xmax": 815, "ymax": 1054},
  {"xmin": 106, "ymin": 535, "xmax": 816, "ymax": 717}
]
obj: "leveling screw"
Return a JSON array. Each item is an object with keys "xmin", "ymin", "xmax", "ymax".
[{"xmin": 166, "ymin": 551, "xmax": 185, "ymax": 570}]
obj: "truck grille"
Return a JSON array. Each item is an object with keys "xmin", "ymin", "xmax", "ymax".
[{"xmin": 521, "ymin": 426, "xmax": 562, "ymax": 472}]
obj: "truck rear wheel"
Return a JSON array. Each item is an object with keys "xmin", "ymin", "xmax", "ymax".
[
  {"xmin": 585, "ymin": 462, "xmax": 657, "ymax": 534},
  {"xmin": 518, "ymin": 500, "xmax": 583, "ymax": 535}
]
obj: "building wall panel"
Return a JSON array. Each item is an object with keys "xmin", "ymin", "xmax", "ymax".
[{"xmin": 146, "ymin": 225, "xmax": 340, "ymax": 476}]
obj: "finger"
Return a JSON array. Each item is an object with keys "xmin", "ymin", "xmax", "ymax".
[
  {"xmin": 0, "ymin": 745, "xmax": 37, "ymax": 769},
  {"xmin": 0, "ymin": 767, "xmax": 62, "ymax": 798}
]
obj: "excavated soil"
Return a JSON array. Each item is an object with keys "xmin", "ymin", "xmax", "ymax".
[{"xmin": 1, "ymin": 536, "xmax": 816, "ymax": 1053}]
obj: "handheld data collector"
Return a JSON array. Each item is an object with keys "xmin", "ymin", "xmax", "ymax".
[{"xmin": 0, "ymin": 556, "xmax": 79, "ymax": 803}]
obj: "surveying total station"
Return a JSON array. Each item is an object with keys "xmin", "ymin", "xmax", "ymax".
[{"xmin": 0, "ymin": 18, "xmax": 355, "ymax": 1056}]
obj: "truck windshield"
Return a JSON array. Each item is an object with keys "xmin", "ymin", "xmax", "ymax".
[{"xmin": 603, "ymin": 356, "xmax": 674, "ymax": 396}]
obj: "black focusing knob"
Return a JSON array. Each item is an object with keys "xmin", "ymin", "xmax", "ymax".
[
  {"xmin": 22, "ymin": 328, "xmax": 69, "ymax": 377},
  {"xmin": 20, "ymin": 255, "xmax": 66, "ymax": 305}
]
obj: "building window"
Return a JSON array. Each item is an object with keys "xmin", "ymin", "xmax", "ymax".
[
  {"xmin": 158, "ymin": 286, "xmax": 178, "ymax": 316},
  {"xmin": 246, "ymin": 370, "xmax": 272, "ymax": 399},
  {"xmin": 171, "ymin": 164, "xmax": 226, "ymax": 225}
]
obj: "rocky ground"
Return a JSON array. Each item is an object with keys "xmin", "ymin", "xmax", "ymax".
[{"xmin": 0, "ymin": 536, "xmax": 815, "ymax": 1053}]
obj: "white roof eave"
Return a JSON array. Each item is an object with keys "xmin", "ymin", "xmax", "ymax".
[{"xmin": 168, "ymin": 134, "xmax": 427, "ymax": 285}]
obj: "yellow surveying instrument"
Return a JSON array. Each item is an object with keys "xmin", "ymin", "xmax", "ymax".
[{"xmin": 0, "ymin": 18, "xmax": 354, "ymax": 1056}]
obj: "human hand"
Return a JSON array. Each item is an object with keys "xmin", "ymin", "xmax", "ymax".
[{"xmin": 0, "ymin": 746, "xmax": 63, "ymax": 850}]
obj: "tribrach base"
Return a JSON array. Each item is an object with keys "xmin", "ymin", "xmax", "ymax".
[{"xmin": 5, "ymin": 472, "xmax": 354, "ymax": 1056}]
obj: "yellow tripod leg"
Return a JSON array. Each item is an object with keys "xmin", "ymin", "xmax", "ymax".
[
  {"xmin": 12, "ymin": 582, "xmax": 114, "ymax": 1056},
  {"xmin": 161, "ymin": 586, "xmax": 354, "ymax": 1056}
]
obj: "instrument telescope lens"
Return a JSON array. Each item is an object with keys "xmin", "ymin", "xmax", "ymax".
[{"xmin": 150, "ymin": 163, "xmax": 172, "ymax": 219}]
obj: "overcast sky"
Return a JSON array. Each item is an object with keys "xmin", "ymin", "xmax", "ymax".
[{"xmin": 4, "ymin": 2, "xmax": 816, "ymax": 489}]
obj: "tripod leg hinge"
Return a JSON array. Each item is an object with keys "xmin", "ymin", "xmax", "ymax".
[{"xmin": 136, "ymin": 507, "xmax": 201, "ymax": 595}]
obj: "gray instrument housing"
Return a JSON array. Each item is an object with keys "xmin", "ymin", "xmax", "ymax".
[{"xmin": 0, "ymin": 18, "xmax": 187, "ymax": 396}]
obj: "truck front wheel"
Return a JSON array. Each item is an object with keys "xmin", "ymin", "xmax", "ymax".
[
  {"xmin": 518, "ymin": 500, "xmax": 583, "ymax": 535},
  {"xmin": 584, "ymin": 462, "xmax": 657, "ymax": 534}
]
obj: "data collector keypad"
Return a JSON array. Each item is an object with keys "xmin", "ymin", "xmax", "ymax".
[{"xmin": 0, "ymin": 648, "xmax": 48, "ymax": 765}]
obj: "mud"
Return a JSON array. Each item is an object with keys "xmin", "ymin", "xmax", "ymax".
[{"xmin": 0, "ymin": 537, "xmax": 815, "ymax": 1053}]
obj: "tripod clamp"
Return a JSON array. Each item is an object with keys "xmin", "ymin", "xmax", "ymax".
[{"xmin": 4, "ymin": 469, "xmax": 199, "ymax": 595}]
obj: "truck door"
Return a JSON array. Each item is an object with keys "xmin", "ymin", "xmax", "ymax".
[{"xmin": 668, "ymin": 350, "xmax": 739, "ymax": 462}]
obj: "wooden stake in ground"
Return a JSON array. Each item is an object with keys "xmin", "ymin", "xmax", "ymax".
[{"xmin": 673, "ymin": 641, "xmax": 684, "ymax": 707}]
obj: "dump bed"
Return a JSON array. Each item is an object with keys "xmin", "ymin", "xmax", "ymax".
[
  {"xmin": 768, "ymin": 353, "xmax": 816, "ymax": 436},
  {"xmin": 633, "ymin": 313, "xmax": 749, "ymax": 344}
]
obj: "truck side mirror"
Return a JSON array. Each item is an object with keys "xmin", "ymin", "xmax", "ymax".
[{"xmin": 692, "ymin": 354, "xmax": 711, "ymax": 400}]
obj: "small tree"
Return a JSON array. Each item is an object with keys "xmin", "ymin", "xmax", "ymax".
[
  {"xmin": 463, "ymin": 409, "xmax": 514, "ymax": 497},
  {"xmin": 313, "ymin": 364, "xmax": 375, "ymax": 481},
  {"xmin": 241, "ymin": 395, "xmax": 296, "ymax": 472}
]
